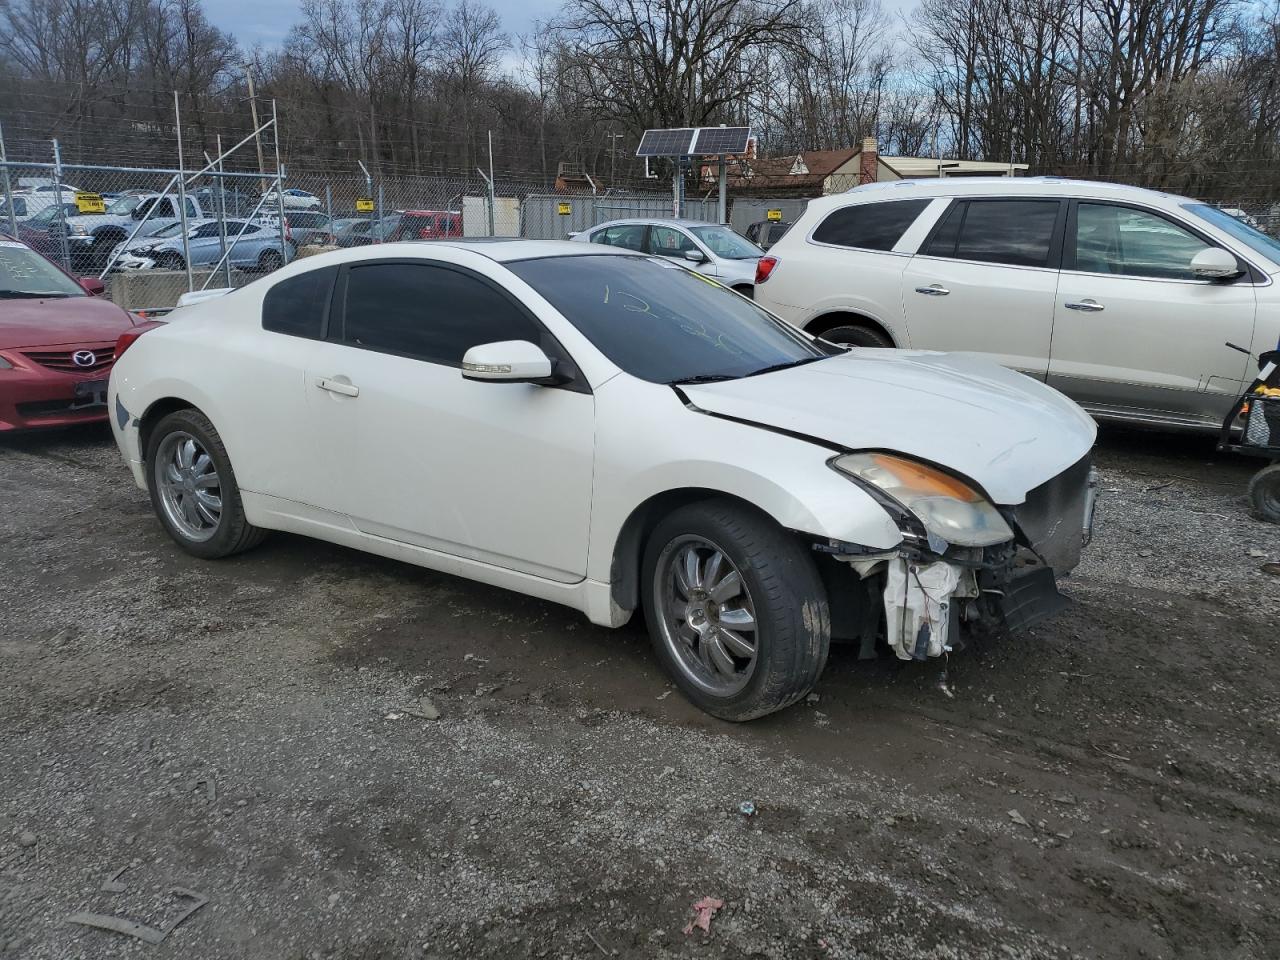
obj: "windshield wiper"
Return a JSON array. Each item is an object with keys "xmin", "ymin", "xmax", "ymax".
[
  {"xmin": 668, "ymin": 373, "xmax": 740, "ymax": 385},
  {"xmin": 0, "ymin": 290, "xmax": 74, "ymax": 299},
  {"xmin": 744, "ymin": 356, "xmax": 826, "ymax": 378}
]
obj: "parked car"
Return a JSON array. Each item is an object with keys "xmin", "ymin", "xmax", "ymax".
[
  {"xmin": 335, "ymin": 215, "xmax": 402, "ymax": 247},
  {"xmin": 387, "ymin": 210, "xmax": 463, "ymax": 241},
  {"xmin": 44, "ymin": 193, "xmax": 208, "ymax": 271},
  {"xmin": 572, "ymin": 218, "xmax": 763, "ymax": 295},
  {"xmin": 0, "ymin": 185, "xmax": 85, "ymax": 225},
  {"xmin": 12, "ymin": 203, "xmax": 81, "ymax": 255},
  {"xmin": 744, "ymin": 219, "xmax": 794, "ymax": 251},
  {"xmin": 107, "ymin": 239, "xmax": 1097, "ymax": 720},
  {"xmin": 112, "ymin": 218, "xmax": 293, "ymax": 273},
  {"xmin": 0, "ymin": 236, "xmax": 138, "ymax": 431},
  {"xmin": 283, "ymin": 212, "xmax": 335, "ymax": 247},
  {"xmin": 754, "ymin": 177, "xmax": 1280, "ymax": 433},
  {"xmin": 263, "ymin": 188, "xmax": 322, "ymax": 210}
]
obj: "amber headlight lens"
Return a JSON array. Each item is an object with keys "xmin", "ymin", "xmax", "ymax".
[{"xmin": 832, "ymin": 452, "xmax": 1014, "ymax": 547}]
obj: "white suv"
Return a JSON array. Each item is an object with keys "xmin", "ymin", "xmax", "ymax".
[{"xmin": 754, "ymin": 178, "xmax": 1280, "ymax": 431}]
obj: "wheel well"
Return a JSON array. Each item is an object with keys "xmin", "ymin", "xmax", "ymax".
[
  {"xmin": 138, "ymin": 398, "xmax": 197, "ymax": 461},
  {"xmin": 731, "ymin": 283, "xmax": 753, "ymax": 295},
  {"xmin": 804, "ymin": 311, "xmax": 895, "ymax": 346},
  {"xmin": 610, "ymin": 488, "xmax": 801, "ymax": 613}
]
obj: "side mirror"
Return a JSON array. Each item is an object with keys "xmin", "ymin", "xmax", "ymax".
[
  {"xmin": 461, "ymin": 340, "xmax": 555, "ymax": 384},
  {"xmin": 683, "ymin": 248, "xmax": 708, "ymax": 264},
  {"xmin": 78, "ymin": 277, "xmax": 105, "ymax": 296},
  {"xmin": 1190, "ymin": 247, "xmax": 1242, "ymax": 280}
]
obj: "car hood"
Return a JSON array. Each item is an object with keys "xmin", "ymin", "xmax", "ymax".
[
  {"xmin": 680, "ymin": 349, "xmax": 1097, "ymax": 505},
  {"xmin": 0, "ymin": 295, "xmax": 135, "ymax": 349}
]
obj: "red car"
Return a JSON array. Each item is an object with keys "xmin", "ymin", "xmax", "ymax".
[
  {"xmin": 0, "ymin": 238, "xmax": 138, "ymax": 431},
  {"xmin": 388, "ymin": 209, "xmax": 463, "ymax": 240}
]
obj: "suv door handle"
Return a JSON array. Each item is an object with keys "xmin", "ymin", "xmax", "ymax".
[
  {"xmin": 914, "ymin": 284, "xmax": 950, "ymax": 296},
  {"xmin": 315, "ymin": 377, "xmax": 359, "ymax": 397},
  {"xmin": 1064, "ymin": 299, "xmax": 1105, "ymax": 312}
]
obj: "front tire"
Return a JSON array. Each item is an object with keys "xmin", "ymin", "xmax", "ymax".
[
  {"xmin": 821, "ymin": 324, "xmax": 893, "ymax": 348},
  {"xmin": 145, "ymin": 409, "xmax": 267, "ymax": 559},
  {"xmin": 1248, "ymin": 464, "xmax": 1280, "ymax": 523},
  {"xmin": 642, "ymin": 499, "xmax": 830, "ymax": 721}
]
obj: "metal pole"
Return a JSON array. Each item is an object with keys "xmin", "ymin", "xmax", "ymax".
[
  {"xmin": 377, "ymin": 182, "xmax": 385, "ymax": 243},
  {"xmin": 487, "ymin": 130, "xmax": 496, "ymax": 236},
  {"xmin": 173, "ymin": 92, "xmax": 193, "ymax": 291},
  {"xmin": 0, "ymin": 122, "xmax": 18, "ymax": 239},
  {"xmin": 359, "ymin": 159, "xmax": 375, "ymax": 243},
  {"xmin": 51, "ymin": 140, "xmax": 72, "ymax": 271},
  {"xmin": 215, "ymin": 134, "xmax": 231, "ymax": 287},
  {"xmin": 325, "ymin": 183, "xmax": 333, "ymax": 243},
  {"xmin": 271, "ymin": 99, "xmax": 287, "ymax": 265},
  {"xmin": 718, "ymin": 156, "xmax": 727, "ymax": 224},
  {"xmin": 246, "ymin": 64, "xmax": 267, "ymax": 192}
]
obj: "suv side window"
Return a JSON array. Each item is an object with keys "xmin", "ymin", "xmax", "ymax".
[
  {"xmin": 923, "ymin": 199, "xmax": 1061, "ymax": 268},
  {"xmin": 263, "ymin": 265, "xmax": 337, "ymax": 338},
  {"xmin": 812, "ymin": 199, "xmax": 931, "ymax": 251},
  {"xmin": 647, "ymin": 226, "xmax": 698, "ymax": 257},
  {"xmin": 1072, "ymin": 203, "xmax": 1213, "ymax": 280},
  {"xmin": 342, "ymin": 262, "xmax": 540, "ymax": 366}
]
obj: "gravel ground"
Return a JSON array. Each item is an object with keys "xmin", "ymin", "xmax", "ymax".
[{"xmin": 1, "ymin": 423, "xmax": 1278, "ymax": 960}]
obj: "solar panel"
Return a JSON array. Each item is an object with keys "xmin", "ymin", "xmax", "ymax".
[
  {"xmin": 636, "ymin": 128, "xmax": 697, "ymax": 157},
  {"xmin": 691, "ymin": 127, "xmax": 752, "ymax": 156}
]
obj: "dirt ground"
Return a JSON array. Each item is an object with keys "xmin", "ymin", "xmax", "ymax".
[{"xmin": 1, "ymin": 422, "xmax": 1278, "ymax": 960}]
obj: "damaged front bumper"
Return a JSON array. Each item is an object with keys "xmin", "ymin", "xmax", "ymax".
[{"xmin": 820, "ymin": 458, "xmax": 1098, "ymax": 661}]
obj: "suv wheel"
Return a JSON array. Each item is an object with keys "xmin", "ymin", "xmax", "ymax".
[
  {"xmin": 642, "ymin": 499, "xmax": 830, "ymax": 721},
  {"xmin": 820, "ymin": 324, "xmax": 893, "ymax": 348}
]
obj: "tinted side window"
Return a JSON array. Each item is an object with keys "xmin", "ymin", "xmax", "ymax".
[
  {"xmin": 592, "ymin": 224, "xmax": 645, "ymax": 250},
  {"xmin": 812, "ymin": 199, "xmax": 931, "ymax": 251},
  {"xmin": 937, "ymin": 200, "xmax": 1060, "ymax": 268},
  {"xmin": 262, "ymin": 265, "xmax": 336, "ymax": 338},
  {"xmin": 1073, "ymin": 203, "xmax": 1212, "ymax": 280},
  {"xmin": 342, "ymin": 263, "xmax": 539, "ymax": 365}
]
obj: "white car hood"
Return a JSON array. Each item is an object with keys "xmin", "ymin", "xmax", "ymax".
[{"xmin": 681, "ymin": 349, "xmax": 1097, "ymax": 505}]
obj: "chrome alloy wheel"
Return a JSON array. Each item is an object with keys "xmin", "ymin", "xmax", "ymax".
[
  {"xmin": 653, "ymin": 536, "xmax": 758, "ymax": 696},
  {"xmin": 154, "ymin": 431, "xmax": 222, "ymax": 542}
]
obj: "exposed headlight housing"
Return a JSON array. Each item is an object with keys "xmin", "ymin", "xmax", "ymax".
[{"xmin": 831, "ymin": 452, "xmax": 1014, "ymax": 548}]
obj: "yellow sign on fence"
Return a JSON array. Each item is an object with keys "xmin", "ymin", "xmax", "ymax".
[
  {"xmin": 557, "ymin": 201, "xmax": 572, "ymax": 216},
  {"xmin": 75, "ymin": 192, "xmax": 106, "ymax": 214},
  {"xmin": 355, "ymin": 197, "xmax": 375, "ymax": 213},
  {"xmin": 766, "ymin": 208, "xmax": 783, "ymax": 222}
]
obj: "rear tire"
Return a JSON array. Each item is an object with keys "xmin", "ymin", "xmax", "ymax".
[
  {"xmin": 258, "ymin": 249, "xmax": 283, "ymax": 272},
  {"xmin": 642, "ymin": 499, "xmax": 829, "ymax": 721},
  {"xmin": 820, "ymin": 324, "xmax": 893, "ymax": 348},
  {"xmin": 1248, "ymin": 464, "xmax": 1280, "ymax": 523},
  {"xmin": 145, "ymin": 409, "xmax": 267, "ymax": 559}
]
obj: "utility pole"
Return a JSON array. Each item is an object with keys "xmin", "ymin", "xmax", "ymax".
[{"xmin": 245, "ymin": 65, "xmax": 267, "ymax": 191}]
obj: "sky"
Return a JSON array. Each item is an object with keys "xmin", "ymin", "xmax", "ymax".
[
  {"xmin": 206, "ymin": 0, "xmax": 920, "ymax": 53},
  {"xmin": 205, "ymin": 0, "xmax": 556, "ymax": 49}
]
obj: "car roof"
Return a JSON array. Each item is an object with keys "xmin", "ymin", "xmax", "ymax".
[
  {"xmin": 838, "ymin": 176, "xmax": 1191, "ymax": 204},
  {"xmin": 588, "ymin": 217, "xmax": 725, "ymax": 231}
]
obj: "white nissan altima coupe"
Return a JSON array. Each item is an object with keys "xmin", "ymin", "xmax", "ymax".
[{"xmin": 108, "ymin": 240, "xmax": 1098, "ymax": 720}]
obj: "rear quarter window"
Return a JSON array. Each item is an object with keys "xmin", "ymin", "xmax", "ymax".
[
  {"xmin": 811, "ymin": 199, "xmax": 932, "ymax": 251},
  {"xmin": 262, "ymin": 265, "xmax": 337, "ymax": 338}
]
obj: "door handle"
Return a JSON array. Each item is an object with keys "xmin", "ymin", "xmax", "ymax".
[
  {"xmin": 1064, "ymin": 299, "xmax": 1105, "ymax": 313},
  {"xmin": 914, "ymin": 284, "xmax": 950, "ymax": 296},
  {"xmin": 315, "ymin": 377, "xmax": 359, "ymax": 397}
]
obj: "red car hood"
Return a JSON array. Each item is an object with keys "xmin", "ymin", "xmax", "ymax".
[{"xmin": 0, "ymin": 295, "xmax": 135, "ymax": 349}]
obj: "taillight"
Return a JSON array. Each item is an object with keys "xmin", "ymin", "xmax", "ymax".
[
  {"xmin": 755, "ymin": 256, "xmax": 779, "ymax": 284},
  {"xmin": 115, "ymin": 320, "xmax": 166, "ymax": 359},
  {"xmin": 419, "ymin": 228, "xmax": 431, "ymax": 239}
]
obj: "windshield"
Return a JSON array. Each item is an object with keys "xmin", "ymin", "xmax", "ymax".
[
  {"xmin": 27, "ymin": 205, "xmax": 68, "ymax": 226},
  {"xmin": 0, "ymin": 241, "xmax": 84, "ymax": 297},
  {"xmin": 507, "ymin": 254, "xmax": 833, "ymax": 383},
  {"xmin": 688, "ymin": 225, "xmax": 763, "ymax": 260},
  {"xmin": 105, "ymin": 195, "xmax": 143, "ymax": 216},
  {"xmin": 1183, "ymin": 204, "xmax": 1280, "ymax": 268}
]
